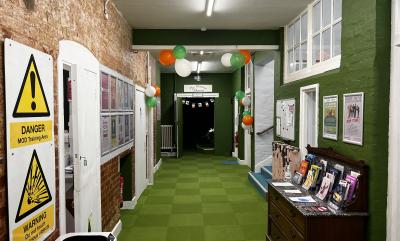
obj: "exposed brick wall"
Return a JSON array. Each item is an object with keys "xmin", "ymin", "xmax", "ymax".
[
  {"xmin": 100, "ymin": 157, "xmax": 120, "ymax": 232},
  {"xmin": 0, "ymin": 0, "xmax": 147, "ymax": 240}
]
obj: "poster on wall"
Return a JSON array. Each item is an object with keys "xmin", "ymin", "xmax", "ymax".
[
  {"xmin": 110, "ymin": 76, "xmax": 116, "ymax": 109},
  {"xmin": 275, "ymin": 99, "xmax": 295, "ymax": 141},
  {"xmin": 101, "ymin": 72, "xmax": 109, "ymax": 110},
  {"xmin": 323, "ymin": 95, "xmax": 338, "ymax": 140},
  {"xmin": 111, "ymin": 116, "xmax": 117, "ymax": 147},
  {"xmin": 343, "ymin": 92, "xmax": 364, "ymax": 145},
  {"xmin": 4, "ymin": 39, "xmax": 56, "ymax": 241},
  {"xmin": 101, "ymin": 116, "xmax": 110, "ymax": 154}
]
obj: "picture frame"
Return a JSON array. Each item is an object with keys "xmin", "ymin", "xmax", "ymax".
[
  {"xmin": 322, "ymin": 95, "xmax": 338, "ymax": 140},
  {"xmin": 343, "ymin": 92, "xmax": 364, "ymax": 146}
]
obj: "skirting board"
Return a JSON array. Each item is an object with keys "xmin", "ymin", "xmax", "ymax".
[
  {"xmin": 255, "ymin": 156, "xmax": 272, "ymax": 173},
  {"xmin": 112, "ymin": 220, "xmax": 122, "ymax": 238},
  {"xmin": 154, "ymin": 158, "xmax": 162, "ymax": 173},
  {"xmin": 121, "ymin": 196, "xmax": 137, "ymax": 210}
]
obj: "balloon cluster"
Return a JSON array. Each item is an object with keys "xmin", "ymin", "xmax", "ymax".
[
  {"xmin": 221, "ymin": 50, "xmax": 251, "ymax": 69},
  {"xmin": 159, "ymin": 45, "xmax": 192, "ymax": 77},
  {"xmin": 145, "ymin": 83, "xmax": 161, "ymax": 108},
  {"xmin": 235, "ymin": 90, "xmax": 254, "ymax": 130}
]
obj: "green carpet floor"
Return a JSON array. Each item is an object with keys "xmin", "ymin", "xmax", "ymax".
[{"xmin": 118, "ymin": 152, "xmax": 267, "ymax": 241}]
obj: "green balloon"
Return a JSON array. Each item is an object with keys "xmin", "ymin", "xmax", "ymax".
[
  {"xmin": 146, "ymin": 97, "xmax": 157, "ymax": 108},
  {"xmin": 242, "ymin": 111, "xmax": 251, "ymax": 117},
  {"xmin": 235, "ymin": 90, "xmax": 246, "ymax": 100},
  {"xmin": 173, "ymin": 45, "xmax": 187, "ymax": 59},
  {"xmin": 230, "ymin": 52, "xmax": 245, "ymax": 68}
]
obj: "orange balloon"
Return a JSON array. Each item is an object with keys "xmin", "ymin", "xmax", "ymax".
[
  {"xmin": 240, "ymin": 50, "xmax": 251, "ymax": 64},
  {"xmin": 154, "ymin": 86, "xmax": 161, "ymax": 97},
  {"xmin": 240, "ymin": 99, "xmax": 245, "ymax": 106},
  {"xmin": 159, "ymin": 50, "xmax": 176, "ymax": 66},
  {"xmin": 242, "ymin": 115, "xmax": 254, "ymax": 126}
]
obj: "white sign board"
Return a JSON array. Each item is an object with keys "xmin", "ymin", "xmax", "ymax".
[
  {"xmin": 276, "ymin": 98, "xmax": 295, "ymax": 141},
  {"xmin": 5, "ymin": 39, "xmax": 55, "ymax": 241},
  {"xmin": 184, "ymin": 84, "xmax": 212, "ymax": 93}
]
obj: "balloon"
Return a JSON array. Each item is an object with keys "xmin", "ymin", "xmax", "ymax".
[
  {"xmin": 241, "ymin": 122, "xmax": 251, "ymax": 130},
  {"xmin": 152, "ymin": 84, "xmax": 161, "ymax": 97},
  {"xmin": 240, "ymin": 50, "xmax": 251, "ymax": 64},
  {"xmin": 242, "ymin": 115, "xmax": 254, "ymax": 126},
  {"xmin": 145, "ymin": 85, "xmax": 156, "ymax": 97},
  {"xmin": 241, "ymin": 96, "xmax": 251, "ymax": 107},
  {"xmin": 159, "ymin": 50, "xmax": 176, "ymax": 66},
  {"xmin": 146, "ymin": 97, "xmax": 157, "ymax": 108},
  {"xmin": 242, "ymin": 111, "xmax": 251, "ymax": 117},
  {"xmin": 221, "ymin": 53, "xmax": 233, "ymax": 67},
  {"xmin": 175, "ymin": 59, "xmax": 192, "ymax": 77},
  {"xmin": 230, "ymin": 52, "xmax": 246, "ymax": 68},
  {"xmin": 173, "ymin": 45, "xmax": 187, "ymax": 59},
  {"xmin": 235, "ymin": 90, "xmax": 246, "ymax": 100}
]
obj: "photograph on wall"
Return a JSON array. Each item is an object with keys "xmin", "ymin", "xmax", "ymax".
[
  {"xmin": 118, "ymin": 115, "xmax": 125, "ymax": 145},
  {"xmin": 117, "ymin": 79, "xmax": 123, "ymax": 110},
  {"xmin": 343, "ymin": 92, "xmax": 364, "ymax": 145},
  {"xmin": 101, "ymin": 116, "xmax": 110, "ymax": 154},
  {"xmin": 101, "ymin": 72, "xmax": 109, "ymax": 110},
  {"xmin": 110, "ymin": 76, "xmax": 116, "ymax": 109},
  {"xmin": 128, "ymin": 84, "xmax": 134, "ymax": 110},
  {"xmin": 124, "ymin": 82, "xmax": 129, "ymax": 109},
  {"xmin": 111, "ymin": 116, "xmax": 117, "ymax": 148},
  {"xmin": 323, "ymin": 95, "xmax": 338, "ymax": 140},
  {"xmin": 125, "ymin": 115, "xmax": 130, "ymax": 142}
]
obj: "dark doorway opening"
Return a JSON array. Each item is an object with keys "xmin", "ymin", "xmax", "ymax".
[{"xmin": 182, "ymin": 98, "xmax": 215, "ymax": 152}]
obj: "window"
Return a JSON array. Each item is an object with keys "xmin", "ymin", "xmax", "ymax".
[
  {"xmin": 100, "ymin": 69, "xmax": 135, "ymax": 156},
  {"xmin": 285, "ymin": 0, "xmax": 342, "ymax": 83}
]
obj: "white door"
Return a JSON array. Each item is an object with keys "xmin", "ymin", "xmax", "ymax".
[
  {"xmin": 135, "ymin": 88, "xmax": 148, "ymax": 199},
  {"xmin": 299, "ymin": 84, "xmax": 319, "ymax": 159},
  {"xmin": 59, "ymin": 41, "xmax": 102, "ymax": 232}
]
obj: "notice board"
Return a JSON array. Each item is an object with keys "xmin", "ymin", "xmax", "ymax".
[
  {"xmin": 276, "ymin": 98, "xmax": 295, "ymax": 141},
  {"xmin": 5, "ymin": 39, "xmax": 55, "ymax": 241}
]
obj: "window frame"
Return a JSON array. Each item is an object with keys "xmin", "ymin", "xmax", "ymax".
[
  {"xmin": 284, "ymin": 0, "xmax": 342, "ymax": 84},
  {"xmin": 100, "ymin": 64, "xmax": 135, "ymax": 163}
]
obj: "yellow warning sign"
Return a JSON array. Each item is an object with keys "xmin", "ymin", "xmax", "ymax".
[
  {"xmin": 12, "ymin": 204, "xmax": 54, "ymax": 241},
  {"xmin": 15, "ymin": 150, "xmax": 52, "ymax": 223},
  {"xmin": 13, "ymin": 54, "xmax": 50, "ymax": 118},
  {"xmin": 10, "ymin": 120, "xmax": 53, "ymax": 149}
]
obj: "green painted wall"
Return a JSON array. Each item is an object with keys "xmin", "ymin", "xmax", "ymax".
[
  {"xmin": 274, "ymin": 0, "xmax": 391, "ymax": 240},
  {"xmin": 160, "ymin": 73, "xmax": 235, "ymax": 156},
  {"xmin": 232, "ymin": 69, "xmax": 245, "ymax": 160},
  {"xmin": 133, "ymin": 29, "xmax": 280, "ymax": 45}
]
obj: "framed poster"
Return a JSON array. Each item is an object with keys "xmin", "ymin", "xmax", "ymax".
[
  {"xmin": 101, "ymin": 116, "xmax": 111, "ymax": 154},
  {"xmin": 118, "ymin": 115, "xmax": 125, "ymax": 145},
  {"xmin": 117, "ymin": 79, "xmax": 123, "ymax": 110},
  {"xmin": 343, "ymin": 92, "xmax": 364, "ymax": 145},
  {"xmin": 110, "ymin": 76, "xmax": 116, "ymax": 109},
  {"xmin": 323, "ymin": 95, "xmax": 338, "ymax": 140},
  {"xmin": 101, "ymin": 72, "xmax": 109, "ymax": 110},
  {"xmin": 111, "ymin": 116, "xmax": 117, "ymax": 147},
  {"xmin": 275, "ymin": 99, "xmax": 295, "ymax": 141}
]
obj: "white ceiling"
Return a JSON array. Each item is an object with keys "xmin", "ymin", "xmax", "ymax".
[{"xmin": 113, "ymin": 0, "xmax": 312, "ymax": 30}]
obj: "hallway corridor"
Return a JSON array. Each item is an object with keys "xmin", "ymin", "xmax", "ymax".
[{"xmin": 119, "ymin": 153, "xmax": 267, "ymax": 241}]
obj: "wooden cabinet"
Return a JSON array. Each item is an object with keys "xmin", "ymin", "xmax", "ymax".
[{"xmin": 267, "ymin": 184, "xmax": 367, "ymax": 241}]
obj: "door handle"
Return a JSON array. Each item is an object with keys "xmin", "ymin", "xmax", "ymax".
[{"xmin": 80, "ymin": 156, "xmax": 87, "ymax": 166}]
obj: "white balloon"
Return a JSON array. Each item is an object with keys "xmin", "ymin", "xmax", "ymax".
[
  {"xmin": 242, "ymin": 96, "xmax": 251, "ymax": 107},
  {"xmin": 145, "ymin": 85, "xmax": 156, "ymax": 97},
  {"xmin": 175, "ymin": 59, "xmax": 192, "ymax": 77},
  {"xmin": 241, "ymin": 122, "xmax": 251, "ymax": 130},
  {"xmin": 221, "ymin": 53, "xmax": 232, "ymax": 67}
]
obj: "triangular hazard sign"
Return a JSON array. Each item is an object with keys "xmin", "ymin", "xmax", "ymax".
[
  {"xmin": 15, "ymin": 150, "xmax": 52, "ymax": 223},
  {"xmin": 13, "ymin": 54, "xmax": 50, "ymax": 117}
]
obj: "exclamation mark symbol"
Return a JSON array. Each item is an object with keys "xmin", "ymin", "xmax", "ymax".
[{"xmin": 30, "ymin": 71, "xmax": 36, "ymax": 111}]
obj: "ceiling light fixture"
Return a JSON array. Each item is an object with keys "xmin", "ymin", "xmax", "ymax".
[{"xmin": 206, "ymin": 0, "xmax": 215, "ymax": 17}]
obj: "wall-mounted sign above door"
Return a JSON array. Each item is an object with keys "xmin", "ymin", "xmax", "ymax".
[{"xmin": 184, "ymin": 84, "xmax": 212, "ymax": 93}]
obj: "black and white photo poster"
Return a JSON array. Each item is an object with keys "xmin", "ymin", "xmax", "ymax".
[{"xmin": 343, "ymin": 92, "xmax": 364, "ymax": 145}]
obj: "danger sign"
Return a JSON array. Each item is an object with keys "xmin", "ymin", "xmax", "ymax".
[{"xmin": 5, "ymin": 39, "xmax": 55, "ymax": 241}]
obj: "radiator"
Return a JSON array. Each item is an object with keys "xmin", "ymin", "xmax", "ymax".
[{"xmin": 161, "ymin": 125, "xmax": 175, "ymax": 150}]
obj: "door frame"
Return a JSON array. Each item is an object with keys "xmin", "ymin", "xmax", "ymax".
[
  {"xmin": 387, "ymin": 0, "xmax": 400, "ymax": 239},
  {"xmin": 299, "ymin": 84, "xmax": 319, "ymax": 159}
]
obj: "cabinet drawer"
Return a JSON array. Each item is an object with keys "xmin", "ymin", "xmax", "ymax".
[
  {"xmin": 268, "ymin": 221, "xmax": 289, "ymax": 241},
  {"xmin": 269, "ymin": 202, "xmax": 304, "ymax": 241},
  {"xmin": 269, "ymin": 187, "xmax": 305, "ymax": 232}
]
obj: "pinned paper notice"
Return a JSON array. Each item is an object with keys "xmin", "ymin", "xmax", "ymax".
[{"xmin": 272, "ymin": 182, "xmax": 294, "ymax": 187}]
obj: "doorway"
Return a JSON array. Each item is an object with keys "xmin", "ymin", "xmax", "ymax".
[
  {"xmin": 182, "ymin": 98, "xmax": 215, "ymax": 153},
  {"xmin": 58, "ymin": 40, "xmax": 102, "ymax": 234},
  {"xmin": 135, "ymin": 86, "xmax": 148, "ymax": 200},
  {"xmin": 299, "ymin": 84, "xmax": 319, "ymax": 159}
]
